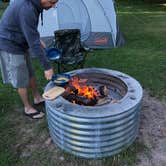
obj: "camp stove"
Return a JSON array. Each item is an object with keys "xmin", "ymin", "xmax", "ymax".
[{"xmin": 45, "ymin": 68, "xmax": 143, "ymax": 159}]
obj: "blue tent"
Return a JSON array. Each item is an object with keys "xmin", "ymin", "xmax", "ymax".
[{"xmin": 11, "ymin": 0, "xmax": 124, "ymax": 48}]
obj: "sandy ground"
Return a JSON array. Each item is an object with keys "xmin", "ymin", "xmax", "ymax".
[{"xmin": 137, "ymin": 91, "xmax": 166, "ymax": 166}]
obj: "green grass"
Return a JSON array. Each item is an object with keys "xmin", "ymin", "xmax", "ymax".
[
  {"xmin": 85, "ymin": 0, "xmax": 166, "ymax": 98},
  {"xmin": 0, "ymin": 1, "xmax": 165, "ymax": 165}
]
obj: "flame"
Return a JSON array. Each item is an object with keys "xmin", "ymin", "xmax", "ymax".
[{"xmin": 71, "ymin": 77, "xmax": 99, "ymax": 99}]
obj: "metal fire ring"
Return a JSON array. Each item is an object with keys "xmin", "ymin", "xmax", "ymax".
[{"xmin": 45, "ymin": 68, "xmax": 143, "ymax": 159}]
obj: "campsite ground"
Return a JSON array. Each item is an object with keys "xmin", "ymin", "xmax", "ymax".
[
  {"xmin": 1, "ymin": 90, "xmax": 165, "ymax": 166},
  {"xmin": 137, "ymin": 91, "xmax": 166, "ymax": 166},
  {"xmin": 0, "ymin": 1, "xmax": 166, "ymax": 165}
]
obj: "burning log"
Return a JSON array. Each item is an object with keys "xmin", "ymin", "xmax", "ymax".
[
  {"xmin": 99, "ymin": 86, "xmax": 108, "ymax": 97},
  {"xmin": 66, "ymin": 94, "xmax": 97, "ymax": 106},
  {"xmin": 63, "ymin": 76, "xmax": 112, "ymax": 106},
  {"xmin": 96, "ymin": 97, "xmax": 111, "ymax": 105}
]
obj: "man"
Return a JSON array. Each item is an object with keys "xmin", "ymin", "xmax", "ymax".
[{"xmin": 0, "ymin": 0, "xmax": 59, "ymax": 119}]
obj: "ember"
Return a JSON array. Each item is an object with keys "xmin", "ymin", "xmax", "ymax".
[
  {"xmin": 64, "ymin": 77, "xmax": 110, "ymax": 106},
  {"xmin": 70, "ymin": 77, "xmax": 99, "ymax": 99}
]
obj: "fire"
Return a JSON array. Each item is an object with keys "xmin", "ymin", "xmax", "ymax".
[{"xmin": 70, "ymin": 77, "xmax": 99, "ymax": 99}]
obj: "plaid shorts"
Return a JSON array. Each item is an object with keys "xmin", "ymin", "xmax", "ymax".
[{"xmin": 0, "ymin": 50, "xmax": 34, "ymax": 88}]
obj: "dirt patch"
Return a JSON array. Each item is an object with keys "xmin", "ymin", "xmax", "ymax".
[{"xmin": 137, "ymin": 90, "xmax": 166, "ymax": 166}]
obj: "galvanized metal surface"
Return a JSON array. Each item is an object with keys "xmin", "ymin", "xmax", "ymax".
[{"xmin": 45, "ymin": 68, "xmax": 143, "ymax": 159}]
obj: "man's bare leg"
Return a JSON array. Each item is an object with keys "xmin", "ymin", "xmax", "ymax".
[
  {"xmin": 29, "ymin": 76, "xmax": 45, "ymax": 104},
  {"xmin": 18, "ymin": 88, "xmax": 44, "ymax": 118}
]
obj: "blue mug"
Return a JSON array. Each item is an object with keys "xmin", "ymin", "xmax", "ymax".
[{"xmin": 45, "ymin": 48, "xmax": 61, "ymax": 60}]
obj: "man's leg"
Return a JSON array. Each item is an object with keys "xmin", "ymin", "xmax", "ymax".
[
  {"xmin": 29, "ymin": 76, "xmax": 45, "ymax": 104},
  {"xmin": 25, "ymin": 51, "xmax": 45, "ymax": 104},
  {"xmin": 18, "ymin": 88, "xmax": 44, "ymax": 118},
  {"xmin": 0, "ymin": 51, "xmax": 44, "ymax": 119}
]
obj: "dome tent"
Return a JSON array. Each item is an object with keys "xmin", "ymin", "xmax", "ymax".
[
  {"xmin": 11, "ymin": 0, "xmax": 125, "ymax": 48},
  {"xmin": 39, "ymin": 0, "xmax": 125, "ymax": 48}
]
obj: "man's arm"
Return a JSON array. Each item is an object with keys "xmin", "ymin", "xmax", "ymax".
[
  {"xmin": 19, "ymin": 6, "xmax": 51, "ymax": 71},
  {"xmin": 18, "ymin": 6, "xmax": 54, "ymax": 79}
]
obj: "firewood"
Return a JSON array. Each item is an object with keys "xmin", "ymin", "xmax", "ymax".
[
  {"xmin": 96, "ymin": 97, "xmax": 111, "ymax": 105},
  {"xmin": 66, "ymin": 94, "xmax": 97, "ymax": 106},
  {"xmin": 99, "ymin": 86, "xmax": 108, "ymax": 96}
]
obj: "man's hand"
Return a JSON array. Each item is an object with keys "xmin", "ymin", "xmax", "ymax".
[{"xmin": 44, "ymin": 68, "xmax": 54, "ymax": 80}]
